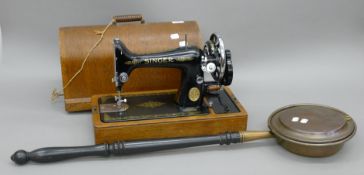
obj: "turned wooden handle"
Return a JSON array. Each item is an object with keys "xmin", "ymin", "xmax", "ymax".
[
  {"xmin": 239, "ymin": 131, "xmax": 273, "ymax": 142},
  {"xmin": 11, "ymin": 133, "xmax": 241, "ymax": 165},
  {"xmin": 112, "ymin": 14, "xmax": 144, "ymax": 23},
  {"xmin": 11, "ymin": 131, "xmax": 275, "ymax": 165}
]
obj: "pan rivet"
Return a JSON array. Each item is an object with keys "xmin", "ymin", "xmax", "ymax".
[
  {"xmin": 300, "ymin": 118, "xmax": 309, "ymax": 124},
  {"xmin": 291, "ymin": 117, "xmax": 300, "ymax": 122}
]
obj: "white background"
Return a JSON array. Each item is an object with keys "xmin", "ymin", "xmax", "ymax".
[{"xmin": 0, "ymin": 0, "xmax": 363, "ymax": 174}]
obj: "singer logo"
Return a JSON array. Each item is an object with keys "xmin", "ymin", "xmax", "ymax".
[
  {"xmin": 144, "ymin": 57, "xmax": 175, "ymax": 64},
  {"xmin": 125, "ymin": 57, "xmax": 194, "ymax": 65}
]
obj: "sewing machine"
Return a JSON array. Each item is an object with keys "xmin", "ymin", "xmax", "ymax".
[
  {"xmin": 91, "ymin": 34, "xmax": 247, "ymax": 143},
  {"xmin": 111, "ymin": 33, "xmax": 232, "ymax": 111}
]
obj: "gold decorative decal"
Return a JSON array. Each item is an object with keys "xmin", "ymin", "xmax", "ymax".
[
  {"xmin": 137, "ymin": 101, "xmax": 165, "ymax": 108},
  {"xmin": 125, "ymin": 57, "xmax": 194, "ymax": 65},
  {"xmin": 188, "ymin": 87, "xmax": 200, "ymax": 102},
  {"xmin": 144, "ymin": 57, "xmax": 175, "ymax": 64}
]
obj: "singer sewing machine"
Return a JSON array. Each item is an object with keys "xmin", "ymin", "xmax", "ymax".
[{"xmin": 92, "ymin": 34, "xmax": 247, "ymax": 144}]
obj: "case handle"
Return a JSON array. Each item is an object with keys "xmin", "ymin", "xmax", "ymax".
[{"xmin": 112, "ymin": 14, "xmax": 145, "ymax": 24}]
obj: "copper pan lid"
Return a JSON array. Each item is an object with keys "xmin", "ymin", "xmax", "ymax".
[{"xmin": 268, "ymin": 104, "xmax": 356, "ymax": 144}]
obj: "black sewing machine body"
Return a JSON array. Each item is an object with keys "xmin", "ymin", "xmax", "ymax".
[
  {"xmin": 112, "ymin": 33, "xmax": 233, "ymax": 113},
  {"xmin": 114, "ymin": 41, "xmax": 205, "ymax": 108}
]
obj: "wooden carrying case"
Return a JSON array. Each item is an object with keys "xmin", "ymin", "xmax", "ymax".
[{"xmin": 59, "ymin": 15, "xmax": 203, "ymax": 112}]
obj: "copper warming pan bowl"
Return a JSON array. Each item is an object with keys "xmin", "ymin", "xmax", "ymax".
[{"xmin": 265, "ymin": 104, "xmax": 356, "ymax": 157}]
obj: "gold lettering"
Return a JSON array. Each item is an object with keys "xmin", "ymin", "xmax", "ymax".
[{"xmin": 134, "ymin": 57, "xmax": 193, "ymax": 65}]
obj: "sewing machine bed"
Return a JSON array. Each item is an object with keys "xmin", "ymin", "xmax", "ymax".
[
  {"xmin": 92, "ymin": 87, "xmax": 247, "ymax": 144},
  {"xmin": 98, "ymin": 89, "xmax": 239, "ymax": 123}
]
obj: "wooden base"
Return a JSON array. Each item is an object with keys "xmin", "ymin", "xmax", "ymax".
[{"xmin": 92, "ymin": 87, "xmax": 247, "ymax": 144}]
